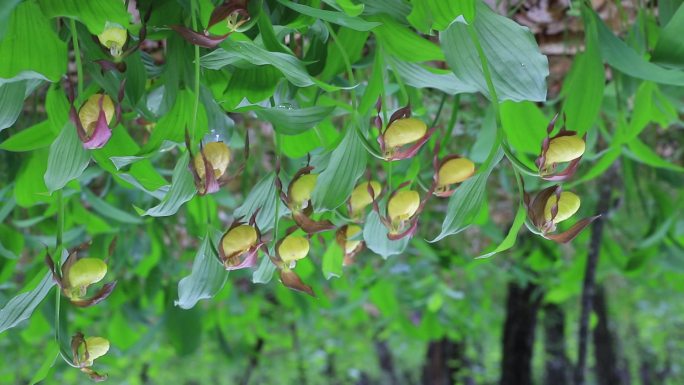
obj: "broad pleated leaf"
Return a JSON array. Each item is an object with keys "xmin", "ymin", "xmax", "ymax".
[
  {"xmin": 432, "ymin": 149, "xmax": 503, "ymax": 242},
  {"xmin": 363, "ymin": 211, "xmax": 411, "ymax": 258},
  {"xmin": 475, "ymin": 205, "xmax": 526, "ymax": 259},
  {"xmin": 141, "ymin": 152, "xmax": 196, "ymax": 217},
  {"xmin": 386, "ymin": 55, "xmax": 477, "ymax": 95},
  {"xmin": 322, "ymin": 241, "xmax": 344, "ymax": 279},
  {"xmin": 0, "ymin": 2, "xmax": 67, "ymax": 83},
  {"xmin": 44, "ymin": 123, "xmax": 91, "ymax": 193},
  {"xmin": 176, "ymin": 230, "xmax": 227, "ymax": 309},
  {"xmin": 312, "ymin": 126, "xmax": 367, "ymax": 211},
  {"xmin": 37, "ymin": 0, "xmax": 130, "ymax": 35},
  {"xmin": 255, "ymin": 105, "xmax": 335, "ymax": 136},
  {"xmin": 234, "ymin": 172, "xmax": 288, "ymax": 232},
  {"xmin": 0, "ymin": 81, "xmax": 25, "ymax": 132},
  {"xmin": 440, "ymin": 1, "xmax": 549, "ymax": 102},
  {"xmin": 277, "ymin": 0, "xmax": 380, "ymax": 31}
]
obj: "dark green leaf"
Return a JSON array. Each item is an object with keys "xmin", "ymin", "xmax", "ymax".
[
  {"xmin": 37, "ymin": 0, "xmax": 131, "ymax": 35},
  {"xmin": 0, "ymin": 121, "xmax": 58, "ymax": 152},
  {"xmin": 440, "ymin": 1, "xmax": 549, "ymax": 102},
  {"xmin": 0, "ymin": 80, "xmax": 25, "ymax": 131},
  {"xmin": 277, "ymin": 0, "xmax": 380, "ymax": 31},
  {"xmin": 44, "ymin": 123, "xmax": 90, "ymax": 193},
  {"xmin": 255, "ymin": 105, "xmax": 335, "ymax": 136},
  {"xmin": 140, "ymin": 152, "xmax": 196, "ymax": 217}
]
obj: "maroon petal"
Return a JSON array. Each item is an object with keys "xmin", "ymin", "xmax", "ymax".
[
  {"xmin": 529, "ymin": 185, "xmax": 560, "ymax": 228},
  {"xmin": 208, "ymin": 2, "xmax": 249, "ymax": 29},
  {"xmin": 388, "ymin": 105, "xmax": 412, "ymax": 126},
  {"xmin": 387, "ymin": 219, "xmax": 418, "ymax": 240},
  {"xmin": 82, "ymin": 98, "xmax": 112, "ymax": 149},
  {"xmin": 293, "ymin": 211, "xmax": 335, "ymax": 234},
  {"xmin": 70, "ymin": 281, "xmax": 117, "ymax": 307},
  {"xmin": 279, "ymin": 269, "xmax": 315, "ymax": 297},
  {"xmin": 545, "ymin": 216, "xmax": 600, "ymax": 244},
  {"xmin": 223, "ymin": 246, "xmax": 261, "ymax": 271},
  {"xmin": 170, "ymin": 25, "xmax": 229, "ymax": 48}
]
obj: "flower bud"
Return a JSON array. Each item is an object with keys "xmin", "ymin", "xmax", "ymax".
[
  {"xmin": 349, "ymin": 181, "xmax": 382, "ymax": 216},
  {"xmin": 78, "ymin": 94, "xmax": 115, "ymax": 137},
  {"xmin": 67, "ymin": 258, "xmax": 107, "ymax": 298},
  {"xmin": 278, "ymin": 234, "xmax": 309, "ymax": 265},
  {"xmin": 544, "ymin": 191, "xmax": 580, "ymax": 224},
  {"xmin": 97, "ymin": 23, "xmax": 128, "ymax": 57},
  {"xmin": 384, "ymin": 118, "xmax": 427, "ymax": 149},
  {"xmin": 290, "ymin": 174, "xmax": 318, "ymax": 207},
  {"xmin": 388, "ymin": 190, "xmax": 420, "ymax": 222},
  {"xmin": 437, "ymin": 157, "xmax": 475, "ymax": 187},
  {"xmin": 344, "ymin": 225, "xmax": 363, "ymax": 255},
  {"xmin": 221, "ymin": 225, "xmax": 258, "ymax": 257},
  {"xmin": 78, "ymin": 337, "xmax": 110, "ymax": 367},
  {"xmin": 193, "ymin": 142, "xmax": 231, "ymax": 181},
  {"xmin": 544, "ymin": 135, "xmax": 585, "ymax": 166}
]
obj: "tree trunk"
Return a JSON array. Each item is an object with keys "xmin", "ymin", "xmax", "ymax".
[
  {"xmin": 543, "ymin": 303, "xmax": 571, "ymax": 385},
  {"xmin": 500, "ymin": 281, "xmax": 543, "ymax": 385},
  {"xmin": 593, "ymin": 285, "xmax": 627, "ymax": 385},
  {"xmin": 375, "ymin": 340, "xmax": 399, "ymax": 385},
  {"xmin": 421, "ymin": 337, "xmax": 467, "ymax": 385}
]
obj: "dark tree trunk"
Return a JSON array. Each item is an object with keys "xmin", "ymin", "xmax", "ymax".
[
  {"xmin": 421, "ymin": 337, "xmax": 466, "ymax": 385},
  {"xmin": 375, "ymin": 340, "xmax": 399, "ymax": 385},
  {"xmin": 500, "ymin": 281, "xmax": 543, "ymax": 385},
  {"xmin": 543, "ymin": 303, "xmax": 571, "ymax": 385},
  {"xmin": 593, "ymin": 285, "xmax": 628, "ymax": 385}
]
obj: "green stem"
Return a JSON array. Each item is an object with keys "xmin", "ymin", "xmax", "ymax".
[
  {"xmin": 69, "ymin": 19, "xmax": 83, "ymax": 96},
  {"xmin": 190, "ymin": 0, "xmax": 201, "ymax": 145},
  {"xmin": 440, "ymin": 95, "xmax": 460, "ymax": 144},
  {"xmin": 431, "ymin": 93, "xmax": 447, "ymax": 128},
  {"xmin": 54, "ymin": 190, "xmax": 71, "ymax": 365},
  {"xmin": 325, "ymin": 21, "xmax": 357, "ymax": 110},
  {"xmin": 467, "ymin": 23, "xmax": 503, "ymax": 170}
]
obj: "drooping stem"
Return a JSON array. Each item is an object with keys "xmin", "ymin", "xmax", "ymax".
[
  {"xmin": 70, "ymin": 19, "xmax": 83, "ymax": 96},
  {"xmin": 466, "ymin": 23, "xmax": 503, "ymax": 171},
  {"xmin": 190, "ymin": 0, "xmax": 201, "ymax": 145}
]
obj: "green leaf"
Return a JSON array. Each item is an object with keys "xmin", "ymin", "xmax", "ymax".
[
  {"xmin": 202, "ymin": 39, "xmax": 339, "ymax": 91},
  {"xmin": 322, "ymin": 241, "xmax": 344, "ymax": 279},
  {"xmin": 363, "ymin": 211, "xmax": 410, "ymax": 258},
  {"xmin": 625, "ymin": 138, "xmax": 684, "ymax": 172},
  {"xmin": 0, "ymin": 2, "xmax": 67, "ymax": 83},
  {"xmin": 44, "ymin": 123, "xmax": 90, "ymax": 193},
  {"xmin": 319, "ymin": 28, "xmax": 369, "ymax": 81},
  {"xmin": 586, "ymin": 7, "xmax": 684, "ymax": 86},
  {"xmin": 324, "ymin": 0, "xmax": 364, "ymax": 16},
  {"xmin": 561, "ymin": 14, "xmax": 604, "ymax": 135},
  {"xmin": 312, "ymin": 126, "xmax": 367, "ymax": 211},
  {"xmin": 277, "ymin": 0, "xmax": 380, "ymax": 31},
  {"xmin": 224, "ymin": 66, "xmax": 280, "ymax": 109},
  {"xmin": 140, "ymin": 90, "xmax": 204, "ymax": 155},
  {"xmin": 475, "ymin": 205, "xmax": 526, "ymax": 259},
  {"xmin": 176, "ymin": 230, "xmax": 227, "ymax": 309},
  {"xmin": 82, "ymin": 188, "xmax": 143, "ymax": 224},
  {"xmin": 386, "ymin": 55, "xmax": 477, "ymax": 95},
  {"xmin": 408, "ymin": 0, "xmax": 473, "ymax": 32},
  {"xmin": 652, "ymin": 3, "xmax": 684, "ymax": 69},
  {"xmin": 0, "ymin": 224, "xmax": 23, "ymax": 259},
  {"xmin": 440, "ymin": 1, "xmax": 549, "ymax": 102},
  {"xmin": 255, "ymin": 105, "xmax": 335, "ymax": 135},
  {"xmin": 0, "ymin": 0, "xmax": 21, "ymax": 39},
  {"xmin": 500, "ymin": 101, "xmax": 547, "ymax": 156},
  {"xmin": 140, "ymin": 152, "xmax": 197, "ymax": 217},
  {"xmin": 373, "ymin": 15, "xmax": 443, "ymax": 62},
  {"xmin": 619, "ymin": 82, "xmax": 677, "ymax": 143},
  {"xmin": 0, "ymin": 263, "xmax": 58, "ymax": 334},
  {"xmin": 252, "ymin": 254, "xmax": 277, "ymax": 284},
  {"xmin": 37, "ymin": 0, "xmax": 131, "ymax": 35},
  {"xmin": 0, "ymin": 80, "xmax": 25, "ymax": 132},
  {"xmin": 432, "ymin": 148, "xmax": 504, "ymax": 242},
  {"xmin": 27, "ymin": 341, "xmax": 58, "ymax": 385},
  {"xmin": 234, "ymin": 172, "xmax": 288, "ymax": 232},
  {"xmin": 14, "ymin": 149, "xmax": 52, "ymax": 207},
  {"xmin": 0, "ymin": 121, "xmax": 58, "ymax": 152}
]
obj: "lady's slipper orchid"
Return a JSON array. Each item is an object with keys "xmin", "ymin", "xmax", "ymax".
[
  {"xmin": 93, "ymin": 8, "xmax": 152, "ymax": 72},
  {"xmin": 524, "ymin": 185, "xmax": 598, "ymax": 243},
  {"xmin": 266, "ymin": 231, "xmax": 315, "ymax": 297},
  {"xmin": 277, "ymin": 165, "xmax": 334, "ymax": 234},
  {"xmin": 336, "ymin": 224, "xmax": 364, "ymax": 265},
  {"xmin": 218, "ymin": 214, "xmax": 263, "ymax": 270},
  {"xmin": 172, "ymin": 1, "xmax": 250, "ymax": 48},
  {"xmin": 536, "ymin": 115, "xmax": 586, "ymax": 181},
  {"xmin": 375, "ymin": 182, "xmax": 431, "ymax": 240},
  {"xmin": 66, "ymin": 77, "xmax": 124, "ymax": 149},
  {"xmin": 97, "ymin": 23, "xmax": 127, "ymax": 57},
  {"xmin": 46, "ymin": 250, "xmax": 117, "ymax": 307},
  {"xmin": 348, "ymin": 181, "xmax": 382, "ymax": 218},
  {"xmin": 71, "ymin": 332, "xmax": 110, "ymax": 381},
  {"xmin": 187, "ymin": 140, "xmax": 230, "ymax": 195},
  {"xmin": 374, "ymin": 100, "xmax": 436, "ymax": 161},
  {"xmin": 434, "ymin": 155, "xmax": 476, "ymax": 197}
]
